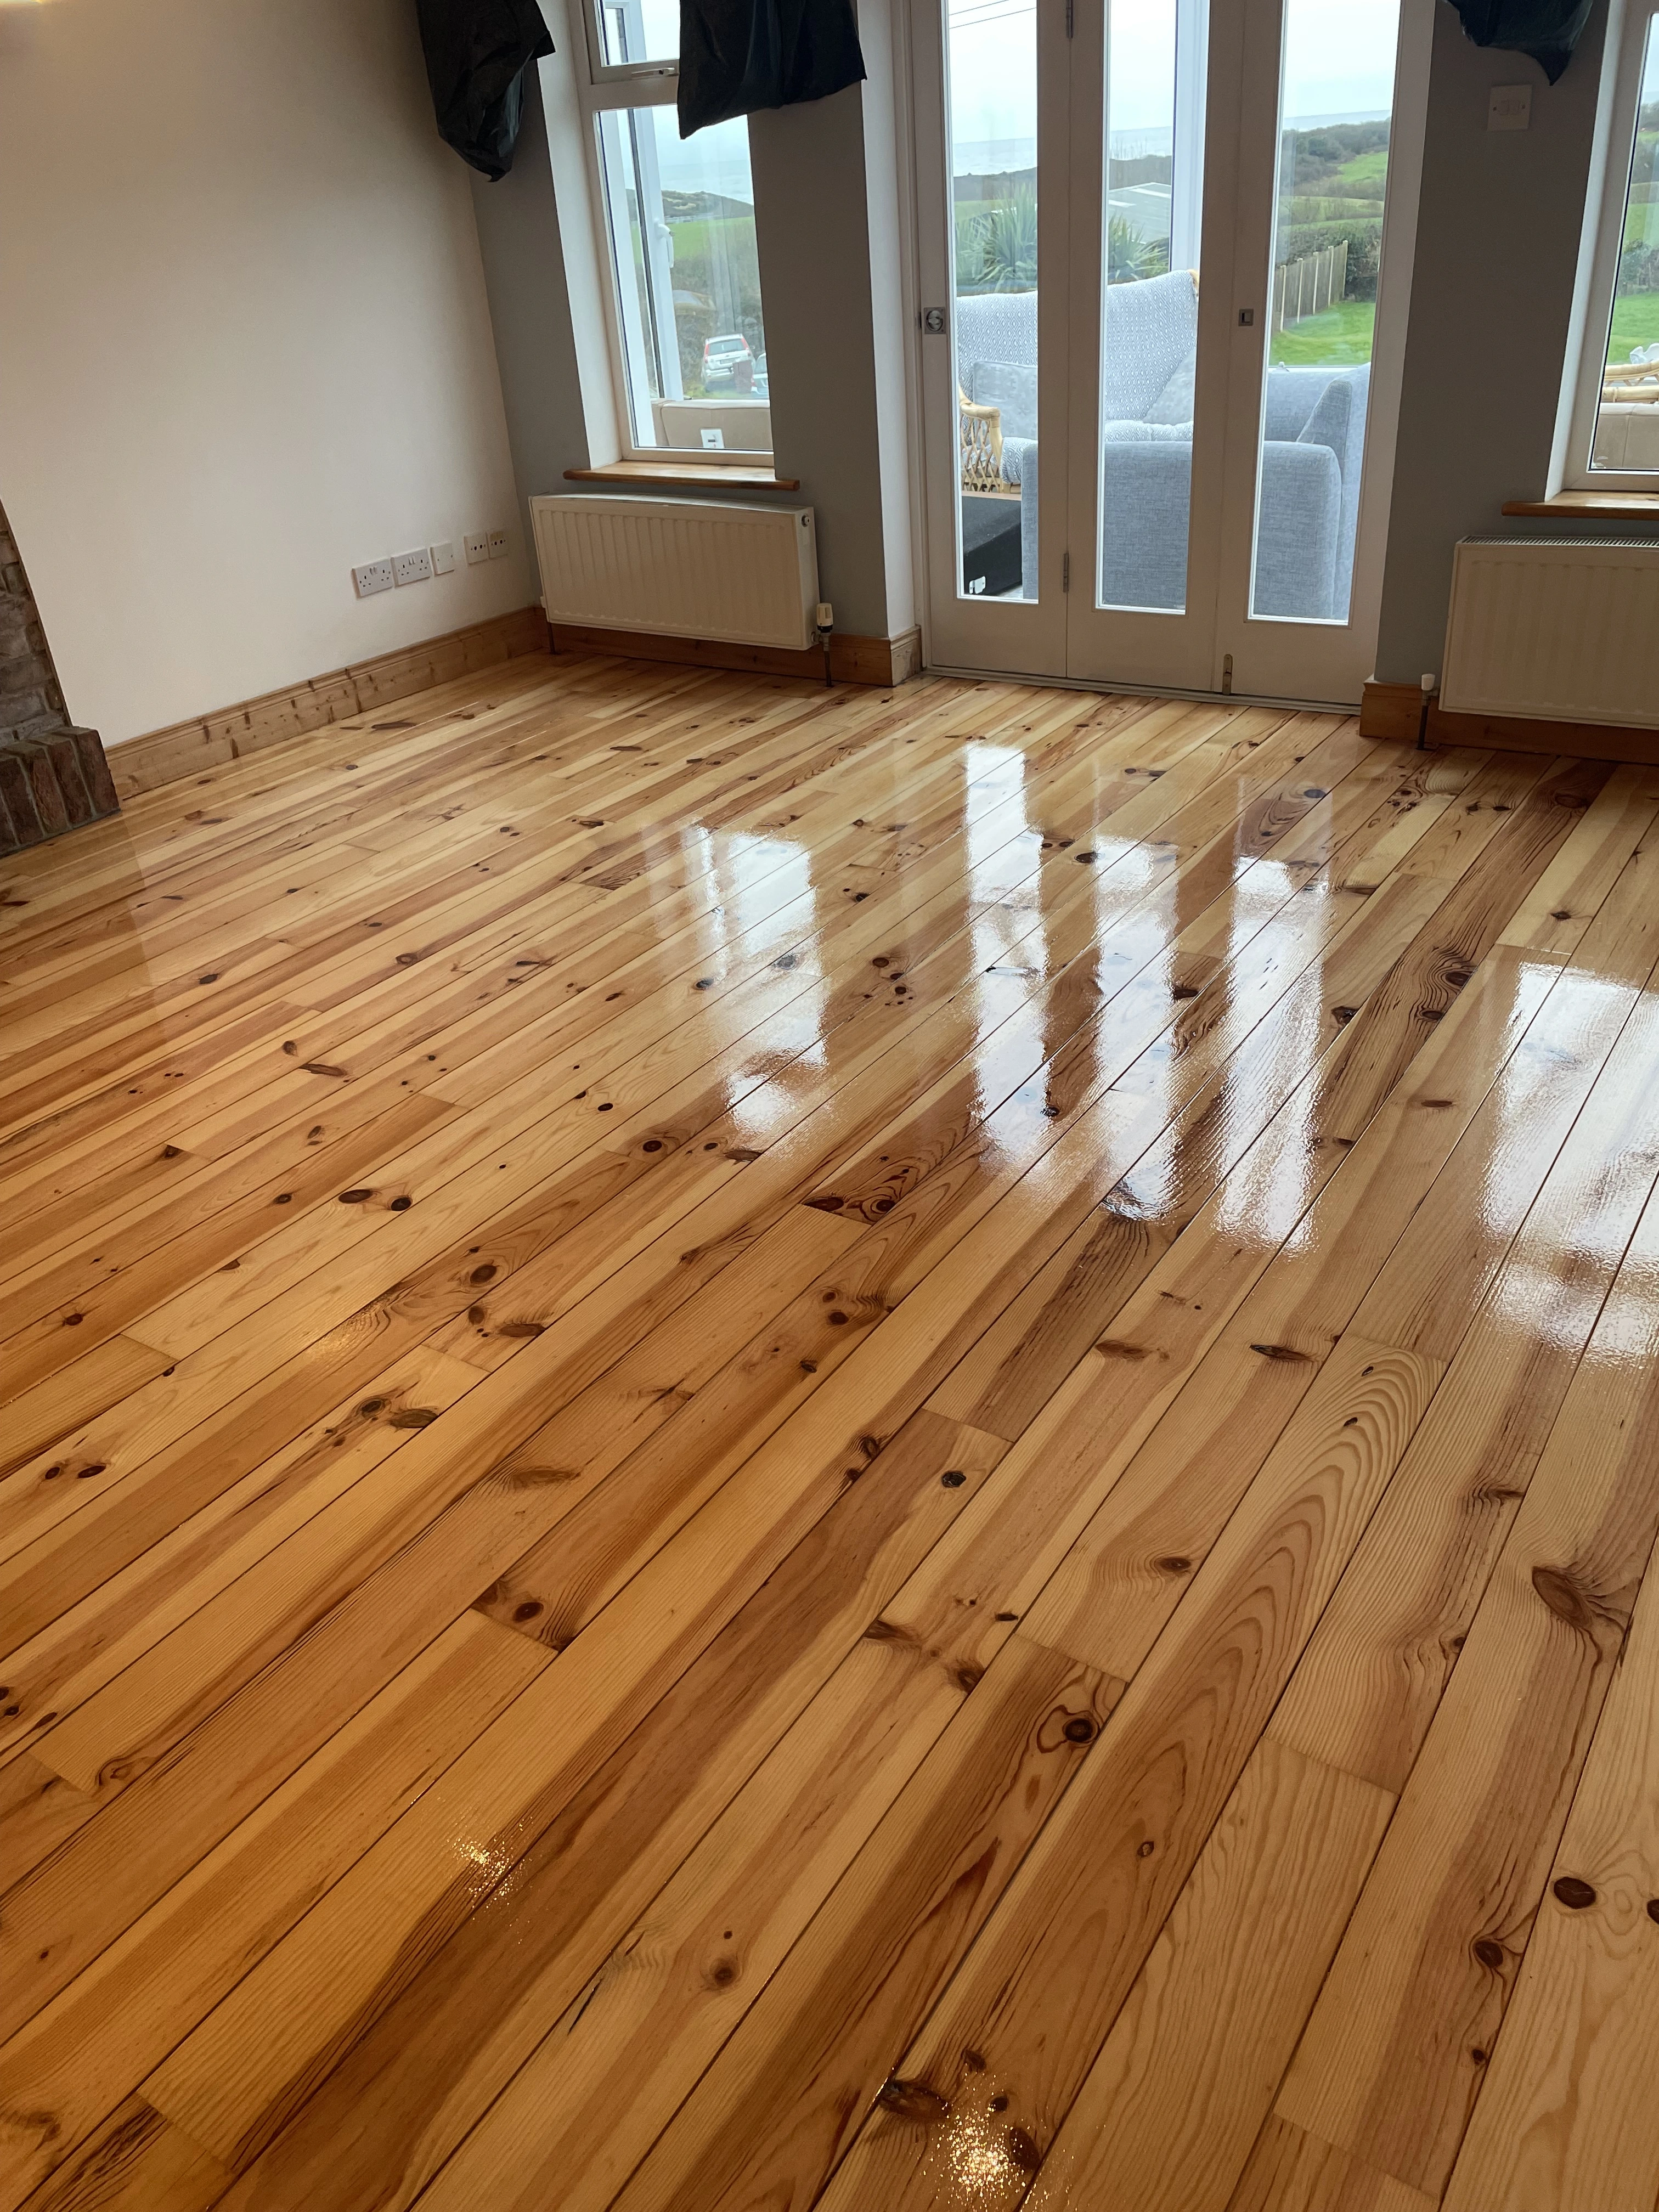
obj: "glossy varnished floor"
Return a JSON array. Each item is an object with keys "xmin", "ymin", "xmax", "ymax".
[{"xmin": 3, "ymin": 648, "xmax": 1658, "ymax": 2212}]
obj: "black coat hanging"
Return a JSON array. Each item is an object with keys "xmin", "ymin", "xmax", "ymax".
[
  {"xmin": 677, "ymin": 0, "xmax": 866, "ymax": 138},
  {"xmin": 1447, "ymin": 0, "xmax": 1594, "ymax": 84},
  {"xmin": 415, "ymin": 0, "xmax": 555, "ymax": 180}
]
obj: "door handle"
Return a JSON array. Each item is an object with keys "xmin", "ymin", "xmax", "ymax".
[{"xmin": 923, "ymin": 307, "xmax": 947, "ymax": 334}]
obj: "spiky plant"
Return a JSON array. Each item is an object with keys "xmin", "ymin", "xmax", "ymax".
[{"xmin": 978, "ymin": 188, "xmax": 1037, "ymax": 291}]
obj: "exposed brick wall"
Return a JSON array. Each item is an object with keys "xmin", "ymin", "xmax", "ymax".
[
  {"xmin": 0, "ymin": 501, "xmax": 120, "ymax": 853},
  {"xmin": 0, "ymin": 501, "xmax": 68, "ymax": 744}
]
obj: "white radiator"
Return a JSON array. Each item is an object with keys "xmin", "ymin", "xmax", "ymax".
[
  {"xmin": 1441, "ymin": 537, "xmax": 1659, "ymax": 729},
  {"xmin": 531, "ymin": 494, "xmax": 819, "ymax": 651}
]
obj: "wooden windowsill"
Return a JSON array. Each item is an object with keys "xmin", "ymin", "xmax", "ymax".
[
  {"xmin": 1501, "ymin": 490, "xmax": 1659, "ymax": 519},
  {"xmin": 564, "ymin": 460, "xmax": 801, "ymax": 492}
]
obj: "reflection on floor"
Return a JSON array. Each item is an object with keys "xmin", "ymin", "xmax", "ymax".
[{"xmin": 2, "ymin": 647, "xmax": 1657, "ymax": 2212}]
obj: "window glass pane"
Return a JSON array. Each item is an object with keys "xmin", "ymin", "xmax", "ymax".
[
  {"xmin": 949, "ymin": 0, "xmax": 1038, "ymax": 602},
  {"xmin": 1249, "ymin": 0, "xmax": 1398, "ymax": 624},
  {"xmin": 1097, "ymin": 0, "xmax": 1206, "ymax": 614},
  {"xmin": 596, "ymin": 110, "xmax": 771, "ymax": 454},
  {"xmin": 597, "ymin": 0, "xmax": 678, "ymax": 67},
  {"xmin": 1592, "ymin": 18, "xmax": 1659, "ymax": 472}
]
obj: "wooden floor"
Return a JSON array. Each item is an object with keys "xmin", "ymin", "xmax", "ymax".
[{"xmin": 3, "ymin": 649, "xmax": 1659, "ymax": 2212}]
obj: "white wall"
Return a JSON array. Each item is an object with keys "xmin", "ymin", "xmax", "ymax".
[{"xmin": 0, "ymin": 0, "xmax": 532, "ymax": 744}]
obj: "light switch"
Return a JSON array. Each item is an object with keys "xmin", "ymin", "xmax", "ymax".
[{"xmin": 1489, "ymin": 83, "xmax": 1532, "ymax": 131}]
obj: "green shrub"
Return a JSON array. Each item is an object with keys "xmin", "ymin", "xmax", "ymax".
[
  {"xmin": 1107, "ymin": 216, "xmax": 1170, "ymax": 285},
  {"xmin": 976, "ymin": 188, "xmax": 1037, "ymax": 291}
]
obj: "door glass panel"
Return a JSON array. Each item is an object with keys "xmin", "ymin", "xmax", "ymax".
[
  {"xmin": 948, "ymin": 0, "xmax": 1039, "ymax": 601},
  {"xmin": 1591, "ymin": 16, "xmax": 1659, "ymax": 472},
  {"xmin": 595, "ymin": 109, "xmax": 771, "ymax": 455},
  {"xmin": 1248, "ymin": 0, "xmax": 1400, "ymax": 623},
  {"xmin": 1097, "ymin": 0, "xmax": 1207, "ymax": 614}
]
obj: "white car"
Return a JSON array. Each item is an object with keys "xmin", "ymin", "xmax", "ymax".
[{"xmin": 702, "ymin": 332, "xmax": 753, "ymax": 389}]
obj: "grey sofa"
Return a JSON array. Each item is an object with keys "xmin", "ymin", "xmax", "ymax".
[{"xmin": 956, "ymin": 270, "xmax": 1369, "ymax": 618}]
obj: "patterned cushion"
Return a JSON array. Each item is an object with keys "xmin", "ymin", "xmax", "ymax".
[
  {"xmin": 1101, "ymin": 418, "xmax": 1191, "ymax": 442},
  {"xmin": 968, "ymin": 358, "xmax": 1038, "ymax": 443},
  {"xmin": 1144, "ymin": 349, "xmax": 1196, "ymax": 426},
  {"xmin": 1100, "ymin": 269, "xmax": 1199, "ymax": 422}
]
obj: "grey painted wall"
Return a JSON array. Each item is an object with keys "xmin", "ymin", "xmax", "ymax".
[
  {"xmin": 749, "ymin": 86, "xmax": 895, "ymax": 636},
  {"xmin": 1373, "ymin": 0, "xmax": 1639, "ymax": 682},
  {"xmin": 469, "ymin": 65, "xmax": 596, "ymax": 557}
]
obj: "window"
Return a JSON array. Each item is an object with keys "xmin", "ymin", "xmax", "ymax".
[
  {"xmin": 1567, "ymin": 0, "xmax": 1659, "ymax": 483},
  {"xmin": 576, "ymin": 0, "xmax": 772, "ymax": 459}
]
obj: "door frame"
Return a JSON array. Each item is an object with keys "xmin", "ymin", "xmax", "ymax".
[
  {"xmin": 1060, "ymin": 0, "xmax": 1245, "ymax": 693},
  {"xmin": 910, "ymin": 0, "xmax": 1069, "ymax": 678},
  {"xmin": 1213, "ymin": 0, "xmax": 1434, "ymax": 703},
  {"xmin": 904, "ymin": 0, "xmax": 1434, "ymax": 708}
]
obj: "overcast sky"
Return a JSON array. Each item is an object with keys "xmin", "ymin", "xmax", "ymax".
[
  {"xmin": 947, "ymin": 0, "xmax": 1400, "ymax": 159},
  {"xmin": 648, "ymin": 0, "xmax": 1402, "ymax": 194}
]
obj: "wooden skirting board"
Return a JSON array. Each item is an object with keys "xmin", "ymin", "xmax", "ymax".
[
  {"xmin": 109, "ymin": 605, "xmax": 551, "ymax": 799},
  {"xmin": 1357, "ymin": 680, "xmax": 1430, "ymax": 746},
  {"xmin": 1360, "ymin": 678, "xmax": 1659, "ymax": 765},
  {"xmin": 549, "ymin": 620, "xmax": 922, "ymax": 689}
]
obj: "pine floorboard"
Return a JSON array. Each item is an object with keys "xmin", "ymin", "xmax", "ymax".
[{"xmin": 3, "ymin": 650, "xmax": 1659, "ymax": 2209}]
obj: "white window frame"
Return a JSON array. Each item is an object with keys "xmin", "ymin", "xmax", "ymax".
[
  {"xmin": 571, "ymin": 0, "xmax": 773, "ymax": 465},
  {"xmin": 1562, "ymin": 0, "xmax": 1659, "ymax": 488}
]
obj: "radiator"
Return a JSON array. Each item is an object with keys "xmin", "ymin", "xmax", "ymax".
[
  {"xmin": 1441, "ymin": 537, "xmax": 1659, "ymax": 729},
  {"xmin": 530, "ymin": 494, "xmax": 819, "ymax": 651}
]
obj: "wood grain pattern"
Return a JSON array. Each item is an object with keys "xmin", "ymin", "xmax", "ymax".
[
  {"xmin": 1274, "ymin": 1177, "xmax": 1659, "ymax": 2197},
  {"xmin": 1438, "ymin": 1448, "xmax": 1659, "ymax": 2212},
  {"xmin": 815, "ymin": 1338, "xmax": 1443, "ymax": 2212},
  {"xmin": 2, "ymin": 653, "xmax": 1655, "ymax": 2212},
  {"xmin": 1019, "ymin": 1739, "xmax": 1394, "ymax": 2212}
]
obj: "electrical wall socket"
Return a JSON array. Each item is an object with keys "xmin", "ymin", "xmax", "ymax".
[
  {"xmin": 464, "ymin": 532, "xmax": 489, "ymax": 565},
  {"xmin": 487, "ymin": 529, "xmax": 510, "ymax": 560},
  {"xmin": 430, "ymin": 540, "xmax": 456, "ymax": 575},
  {"xmin": 353, "ymin": 559, "xmax": 394, "ymax": 599},
  {"xmin": 392, "ymin": 547, "xmax": 433, "ymax": 587}
]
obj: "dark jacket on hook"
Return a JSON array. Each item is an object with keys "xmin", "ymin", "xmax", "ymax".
[
  {"xmin": 415, "ymin": 0, "xmax": 555, "ymax": 179},
  {"xmin": 678, "ymin": 0, "xmax": 865, "ymax": 137},
  {"xmin": 1447, "ymin": 0, "xmax": 1594, "ymax": 83}
]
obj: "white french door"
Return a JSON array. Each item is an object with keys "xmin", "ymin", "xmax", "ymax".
[{"xmin": 913, "ymin": 0, "xmax": 1430, "ymax": 706}]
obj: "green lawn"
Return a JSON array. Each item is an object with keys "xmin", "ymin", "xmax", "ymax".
[
  {"xmin": 1269, "ymin": 298, "xmax": 1375, "ymax": 367},
  {"xmin": 1609, "ymin": 292, "xmax": 1659, "ymax": 359},
  {"xmin": 1264, "ymin": 291, "xmax": 1657, "ymax": 375},
  {"xmin": 1333, "ymin": 149, "xmax": 1389, "ymax": 192}
]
